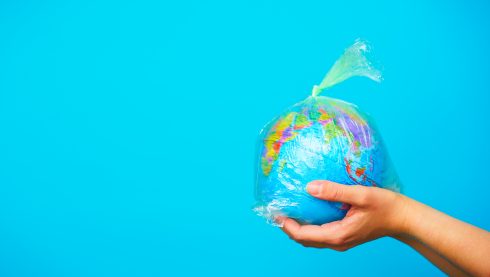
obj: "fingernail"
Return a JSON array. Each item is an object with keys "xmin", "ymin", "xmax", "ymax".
[{"xmin": 307, "ymin": 182, "xmax": 321, "ymax": 196}]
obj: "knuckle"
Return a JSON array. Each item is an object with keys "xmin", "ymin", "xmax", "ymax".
[
  {"xmin": 290, "ymin": 232, "xmax": 303, "ymax": 241},
  {"xmin": 330, "ymin": 186, "xmax": 344, "ymax": 201},
  {"xmin": 358, "ymin": 194, "xmax": 369, "ymax": 206},
  {"xmin": 356, "ymin": 186, "xmax": 372, "ymax": 205},
  {"xmin": 330, "ymin": 235, "xmax": 346, "ymax": 246}
]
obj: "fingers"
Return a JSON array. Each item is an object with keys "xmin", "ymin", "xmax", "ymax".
[
  {"xmin": 280, "ymin": 218, "xmax": 328, "ymax": 242},
  {"xmin": 278, "ymin": 217, "xmax": 357, "ymax": 251},
  {"xmin": 307, "ymin": 180, "xmax": 371, "ymax": 206},
  {"xmin": 279, "ymin": 217, "xmax": 349, "ymax": 245}
]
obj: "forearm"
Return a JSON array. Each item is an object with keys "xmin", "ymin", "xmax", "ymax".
[
  {"xmin": 399, "ymin": 196, "xmax": 490, "ymax": 276},
  {"xmin": 394, "ymin": 234, "xmax": 469, "ymax": 276}
]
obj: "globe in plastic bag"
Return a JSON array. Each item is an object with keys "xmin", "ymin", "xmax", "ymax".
[{"xmin": 254, "ymin": 39, "xmax": 401, "ymax": 225}]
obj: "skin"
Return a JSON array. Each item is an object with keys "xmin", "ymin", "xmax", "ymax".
[{"xmin": 277, "ymin": 181, "xmax": 490, "ymax": 277}]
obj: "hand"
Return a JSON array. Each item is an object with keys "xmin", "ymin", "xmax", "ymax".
[
  {"xmin": 278, "ymin": 180, "xmax": 408, "ymax": 251},
  {"xmin": 278, "ymin": 180, "xmax": 490, "ymax": 276}
]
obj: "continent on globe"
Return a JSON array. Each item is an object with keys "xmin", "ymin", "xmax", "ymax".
[{"xmin": 254, "ymin": 39, "xmax": 401, "ymax": 225}]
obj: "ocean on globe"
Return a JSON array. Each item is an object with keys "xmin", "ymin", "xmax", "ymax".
[{"xmin": 253, "ymin": 39, "xmax": 401, "ymax": 225}]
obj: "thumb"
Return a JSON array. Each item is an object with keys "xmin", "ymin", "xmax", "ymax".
[{"xmin": 307, "ymin": 180, "xmax": 369, "ymax": 206}]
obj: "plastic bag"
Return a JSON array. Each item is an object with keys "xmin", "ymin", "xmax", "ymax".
[{"xmin": 254, "ymin": 39, "xmax": 401, "ymax": 225}]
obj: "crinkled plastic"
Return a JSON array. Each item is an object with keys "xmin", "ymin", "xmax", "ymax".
[{"xmin": 254, "ymin": 39, "xmax": 401, "ymax": 225}]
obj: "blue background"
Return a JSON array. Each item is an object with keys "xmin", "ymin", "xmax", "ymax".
[{"xmin": 1, "ymin": 0, "xmax": 489, "ymax": 276}]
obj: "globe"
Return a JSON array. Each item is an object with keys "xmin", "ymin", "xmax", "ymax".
[{"xmin": 254, "ymin": 96, "xmax": 400, "ymax": 225}]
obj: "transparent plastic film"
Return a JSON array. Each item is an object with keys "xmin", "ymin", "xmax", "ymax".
[
  {"xmin": 254, "ymin": 39, "xmax": 400, "ymax": 226},
  {"xmin": 312, "ymin": 39, "xmax": 382, "ymax": 96}
]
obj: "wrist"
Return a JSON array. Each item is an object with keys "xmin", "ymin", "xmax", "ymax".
[{"xmin": 387, "ymin": 193, "xmax": 416, "ymax": 237}]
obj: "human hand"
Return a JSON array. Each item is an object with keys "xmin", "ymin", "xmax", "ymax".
[{"xmin": 278, "ymin": 180, "xmax": 409, "ymax": 251}]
